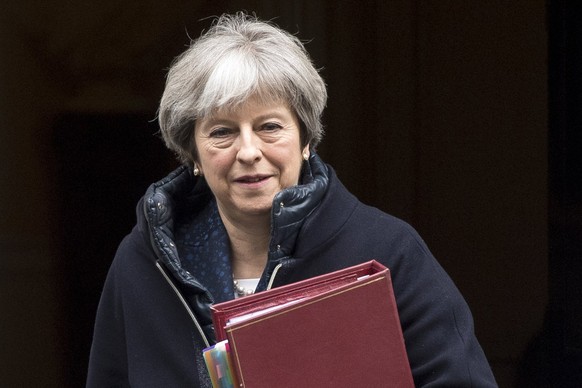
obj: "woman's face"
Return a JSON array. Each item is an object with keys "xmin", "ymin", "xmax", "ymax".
[{"xmin": 194, "ymin": 97, "xmax": 309, "ymax": 223}]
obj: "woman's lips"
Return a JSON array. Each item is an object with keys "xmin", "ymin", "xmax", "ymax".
[{"xmin": 234, "ymin": 174, "xmax": 271, "ymax": 186}]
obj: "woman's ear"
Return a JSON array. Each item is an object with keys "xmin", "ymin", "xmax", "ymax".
[
  {"xmin": 192, "ymin": 159, "xmax": 203, "ymax": 176},
  {"xmin": 302, "ymin": 144, "xmax": 311, "ymax": 161}
]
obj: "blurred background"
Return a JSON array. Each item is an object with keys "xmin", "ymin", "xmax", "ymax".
[{"xmin": 1, "ymin": 1, "xmax": 580, "ymax": 387}]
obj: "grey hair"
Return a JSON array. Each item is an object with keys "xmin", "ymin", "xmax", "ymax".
[{"xmin": 158, "ymin": 12, "xmax": 327, "ymax": 164}]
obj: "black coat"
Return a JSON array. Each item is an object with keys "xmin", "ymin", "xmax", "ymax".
[{"xmin": 87, "ymin": 154, "xmax": 497, "ymax": 387}]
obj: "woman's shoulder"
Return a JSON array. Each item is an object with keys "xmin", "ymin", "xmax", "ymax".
[{"xmin": 110, "ymin": 223, "xmax": 155, "ymax": 274}]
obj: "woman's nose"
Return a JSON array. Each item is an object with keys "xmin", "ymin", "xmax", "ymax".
[{"xmin": 236, "ymin": 128, "xmax": 262, "ymax": 164}]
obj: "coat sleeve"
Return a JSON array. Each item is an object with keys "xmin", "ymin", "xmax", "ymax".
[
  {"xmin": 86, "ymin": 237, "xmax": 132, "ymax": 388},
  {"xmin": 389, "ymin": 223, "xmax": 498, "ymax": 387}
]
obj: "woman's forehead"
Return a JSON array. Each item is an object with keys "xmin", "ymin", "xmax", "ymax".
[{"xmin": 205, "ymin": 94, "xmax": 291, "ymax": 118}]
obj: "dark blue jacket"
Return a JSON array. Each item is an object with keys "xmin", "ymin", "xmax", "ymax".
[{"xmin": 87, "ymin": 154, "xmax": 497, "ymax": 387}]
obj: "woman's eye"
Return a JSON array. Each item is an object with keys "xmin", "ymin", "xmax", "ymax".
[
  {"xmin": 209, "ymin": 127, "xmax": 232, "ymax": 138},
  {"xmin": 261, "ymin": 123, "xmax": 282, "ymax": 132}
]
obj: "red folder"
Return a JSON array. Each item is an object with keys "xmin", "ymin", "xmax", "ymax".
[{"xmin": 211, "ymin": 260, "xmax": 414, "ymax": 387}]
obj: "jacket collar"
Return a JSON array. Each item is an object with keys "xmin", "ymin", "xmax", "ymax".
[
  {"xmin": 142, "ymin": 153, "xmax": 331, "ymax": 291},
  {"xmin": 143, "ymin": 165, "xmax": 209, "ymax": 291},
  {"xmin": 269, "ymin": 152, "xmax": 329, "ymax": 258},
  {"xmin": 266, "ymin": 160, "xmax": 360, "ymax": 287}
]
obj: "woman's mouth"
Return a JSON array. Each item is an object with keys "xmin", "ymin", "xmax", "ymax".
[{"xmin": 235, "ymin": 175, "xmax": 270, "ymax": 184}]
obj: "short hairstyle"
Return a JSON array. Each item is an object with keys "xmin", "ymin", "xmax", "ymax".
[{"xmin": 158, "ymin": 12, "xmax": 327, "ymax": 164}]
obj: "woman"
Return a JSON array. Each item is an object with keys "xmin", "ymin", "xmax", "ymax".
[{"xmin": 87, "ymin": 12, "xmax": 497, "ymax": 387}]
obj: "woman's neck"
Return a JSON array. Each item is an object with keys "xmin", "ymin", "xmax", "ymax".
[{"xmin": 218, "ymin": 209, "xmax": 271, "ymax": 279}]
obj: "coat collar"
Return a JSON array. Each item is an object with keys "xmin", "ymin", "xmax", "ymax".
[{"xmin": 142, "ymin": 153, "xmax": 332, "ymax": 292}]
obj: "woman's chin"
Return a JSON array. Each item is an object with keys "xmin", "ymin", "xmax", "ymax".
[{"xmin": 228, "ymin": 201, "xmax": 273, "ymax": 219}]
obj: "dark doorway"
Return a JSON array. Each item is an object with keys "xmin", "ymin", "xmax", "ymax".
[
  {"xmin": 518, "ymin": 1, "xmax": 582, "ymax": 386},
  {"xmin": 548, "ymin": 0, "xmax": 582, "ymax": 385},
  {"xmin": 52, "ymin": 113, "xmax": 177, "ymax": 385}
]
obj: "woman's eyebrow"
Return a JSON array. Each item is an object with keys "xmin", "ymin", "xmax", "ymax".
[
  {"xmin": 253, "ymin": 110, "xmax": 290, "ymax": 122},
  {"xmin": 203, "ymin": 110, "xmax": 288, "ymax": 127},
  {"xmin": 199, "ymin": 116, "xmax": 237, "ymax": 128}
]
